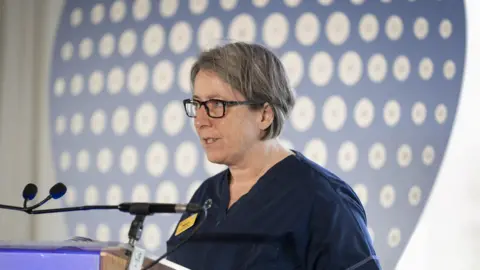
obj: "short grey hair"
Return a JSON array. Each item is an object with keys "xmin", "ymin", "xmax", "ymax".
[{"xmin": 190, "ymin": 42, "xmax": 296, "ymax": 140}]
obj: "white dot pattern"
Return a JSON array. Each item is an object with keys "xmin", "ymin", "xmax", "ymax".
[{"xmin": 50, "ymin": 1, "xmax": 465, "ymax": 268}]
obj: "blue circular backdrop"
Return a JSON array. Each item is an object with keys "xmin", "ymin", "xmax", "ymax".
[{"xmin": 48, "ymin": 0, "xmax": 465, "ymax": 268}]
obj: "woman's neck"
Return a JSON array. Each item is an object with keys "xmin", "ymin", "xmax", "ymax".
[{"xmin": 228, "ymin": 140, "xmax": 293, "ymax": 185}]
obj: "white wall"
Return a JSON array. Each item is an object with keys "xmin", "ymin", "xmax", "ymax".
[{"xmin": 0, "ymin": 0, "xmax": 479, "ymax": 269}]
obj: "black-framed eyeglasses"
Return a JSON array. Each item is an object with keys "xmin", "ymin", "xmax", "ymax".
[{"xmin": 183, "ymin": 98, "xmax": 261, "ymax": 118}]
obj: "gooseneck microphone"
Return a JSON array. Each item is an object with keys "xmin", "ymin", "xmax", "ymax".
[
  {"xmin": 24, "ymin": 183, "xmax": 67, "ymax": 213},
  {"xmin": 22, "ymin": 183, "xmax": 38, "ymax": 208}
]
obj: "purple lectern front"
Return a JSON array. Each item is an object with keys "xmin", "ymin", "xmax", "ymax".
[{"xmin": 0, "ymin": 241, "xmax": 186, "ymax": 270}]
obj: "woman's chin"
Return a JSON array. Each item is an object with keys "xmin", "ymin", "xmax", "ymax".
[{"xmin": 205, "ymin": 150, "xmax": 226, "ymax": 165}]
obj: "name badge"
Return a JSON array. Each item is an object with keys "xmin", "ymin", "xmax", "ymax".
[{"xmin": 175, "ymin": 213, "xmax": 198, "ymax": 236}]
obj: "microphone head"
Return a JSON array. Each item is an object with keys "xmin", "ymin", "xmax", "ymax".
[
  {"xmin": 49, "ymin": 183, "xmax": 67, "ymax": 199},
  {"xmin": 22, "ymin": 183, "xmax": 38, "ymax": 200}
]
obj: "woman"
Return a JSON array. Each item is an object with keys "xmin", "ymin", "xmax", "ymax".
[{"xmin": 166, "ymin": 42, "xmax": 380, "ymax": 270}]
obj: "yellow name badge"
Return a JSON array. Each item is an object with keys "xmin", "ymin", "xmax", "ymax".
[{"xmin": 175, "ymin": 213, "xmax": 198, "ymax": 236}]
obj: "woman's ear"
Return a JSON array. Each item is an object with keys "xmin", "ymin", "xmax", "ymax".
[{"xmin": 258, "ymin": 103, "xmax": 274, "ymax": 130}]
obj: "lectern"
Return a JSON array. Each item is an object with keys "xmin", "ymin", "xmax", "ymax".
[{"xmin": 0, "ymin": 241, "xmax": 188, "ymax": 270}]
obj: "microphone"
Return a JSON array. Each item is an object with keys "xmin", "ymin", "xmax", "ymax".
[
  {"xmin": 22, "ymin": 183, "xmax": 38, "ymax": 208},
  {"xmin": 118, "ymin": 202, "xmax": 204, "ymax": 215},
  {"xmin": 24, "ymin": 183, "xmax": 67, "ymax": 212}
]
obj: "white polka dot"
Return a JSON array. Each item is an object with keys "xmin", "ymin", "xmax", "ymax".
[
  {"xmin": 79, "ymin": 38, "xmax": 93, "ymax": 60},
  {"xmin": 106, "ymin": 185, "xmax": 123, "ymax": 205},
  {"xmin": 281, "ymin": 51, "xmax": 304, "ymax": 88},
  {"xmin": 414, "ymin": 17, "xmax": 429, "ymax": 40},
  {"xmin": 338, "ymin": 51, "xmax": 363, "ymax": 86},
  {"xmin": 76, "ymin": 150, "xmax": 90, "ymax": 172},
  {"xmin": 91, "ymin": 3, "xmax": 105, "ymax": 25},
  {"xmin": 56, "ymin": 115, "xmax": 66, "ymax": 135},
  {"xmin": 146, "ymin": 142, "xmax": 169, "ymax": 177},
  {"xmin": 70, "ymin": 113, "xmax": 84, "ymax": 135},
  {"xmin": 295, "ymin": 12, "xmax": 320, "ymax": 46},
  {"xmin": 422, "ymin": 145, "xmax": 435, "ymax": 166},
  {"xmin": 186, "ymin": 181, "xmax": 202, "ymax": 201},
  {"xmin": 99, "ymin": 33, "xmax": 115, "ymax": 58},
  {"xmin": 85, "ymin": 185, "xmax": 99, "ymax": 205},
  {"xmin": 135, "ymin": 102, "xmax": 157, "ymax": 137},
  {"xmin": 351, "ymin": 0, "xmax": 364, "ymax": 4},
  {"xmin": 119, "ymin": 29, "xmax": 137, "ymax": 57},
  {"xmin": 411, "ymin": 102, "xmax": 427, "ymax": 126},
  {"xmin": 190, "ymin": 0, "xmax": 208, "ymax": 14},
  {"xmin": 54, "ymin": 78, "xmax": 66, "ymax": 97},
  {"xmin": 419, "ymin": 57, "xmax": 434, "ymax": 80},
  {"xmin": 359, "ymin": 14, "xmax": 379, "ymax": 42},
  {"xmin": 354, "ymin": 98, "xmax": 374, "ymax": 128},
  {"xmin": 253, "ymin": 0, "xmax": 270, "ymax": 8},
  {"xmin": 383, "ymin": 100, "xmax": 401, "ymax": 127},
  {"xmin": 387, "ymin": 227, "xmax": 401, "ymax": 248},
  {"xmin": 220, "ymin": 0, "xmax": 238, "ymax": 10},
  {"xmin": 309, "ymin": 52, "xmax": 334, "ymax": 86},
  {"xmin": 97, "ymin": 148, "xmax": 113, "ymax": 173},
  {"xmin": 379, "ymin": 184, "xmax": 395, "ymax": 208},
  {"xmin": 393, "ymin": 55, "xmax": 410, "ymax": 82},
  {"xmin": 133, "ymin": 0, "xmax": 151, "ymax": 21},
  {"xmin": 156, "ymin": 181, "xmax": 179, "ymax": 204},
  {"xmin": 89, "ymin": 71, "xmax": 104, "ymax": 95},
  {"xmin": 228, "ymin": 13, "xmax": 257, "ymax": 43},
  {"xmin": 368, "ymin": 143, "xmax": 386, "ymax": 170},
  {"xmin": 325, "ymin": 12, "xmax": 350, "ymax": 46},
  {"xmin": 408, "ymin": 186, "xmax": 422, "ymax": 206},
  {"xmin": 90, "ymin": 109, "xmax": 106, "ymax": 135},
  {"xmin": 262, "ymin": 13, "xmax": 289, "ymax": 49},
  {"xmin": 143, "ymin": 224, "xmax": 162, "ymax": 251},
  {"xmin": 132, "ymin": 184, "xmax": 150, "ymax": 202},
  {"xmin": 439, "ymin": 19, "xmax": 453, "ymax": 39},
  {"xmin": 353, "ymin": 183, "xmax": 368, "ymax": 206},
  {"xmin": 70, "ymin": 74, "xmax": 84, "ymax": 96},
  {"xmin": 169, "ymin": 21, "xmax": 193, "ymax": 55},
  {"xmin": 435, "ymin": 104, "xmax": 447, "ymax": 124},
  {"xmin": 163, "ymin": 101, "xmax": 186, "ymax": 136},
  {"xmin": 284, "ymin": 0, "xmax": 301, "ymax": 7},
  {"xmin": 120, "ymin": 146, "xmax": 138, "ymax": 175},
  {"xmin": 128, "ymin": 62, "xmax": 149, "ymax": 95},
  {"xmin": 107, "ymin": 67, "xmax": 124, "ymax": 95},
  {"xmin": 112, "ymin": 106, "xmax": 130, "ymax": 136},
  {"xmin": 61, "ymin": 42, "xmax": 74, "ymax": 61},
  {"xmin": 60, "ymin": 151, "xmax": 71, "ymax": 172},
  {"xmin": 368, "ymin": 54, "xmax": 388, "ymax": 83},
  {"xmin": 153, "ymin": 60, "xmax": 175, "ymax": 94},
  {"xmin": 119, "ymin": 224, "xmax": 129, "ymax": 243},
  {"xmin": 385, "ymin": 15, "xmax": 403, "ymax": 41},
  {"xmin": 175, "ymin": 141, "xmax": 199, "ymax": 177},
  {"xmin": 178, "ymin": 57, "xmax": 196, "ymax": 93},
  {"xmin": 322, "ymin": 95, "xmax": 347, "ymax": 132},
  {"xmin": 159, "ymin": 0, "xmax": 179, "ymax": 17},
  {"xmin": 65, "ymin": 186, "xmax": 77, "ymax": 206},
  {"xmin": 318, "ymin": 0, "xmax": 333, "ymax": 5},
  {"xmin": 143, "ymin": 24, "xmax": 165, "ymax": 57},
  {"xmin": 303, "ymin": 139, "xmax": 328, "ymax": 166},
  {"xmin": 337, "ymin": 141, "xmax": 358, "ymax": 172},
  {"xmin": 290, "ymin": 96, "xmax": 315, "ymax": 132},
  {"xmin": 70, "ymin": 8, "xmax": 83, "ymax": 27},
  {"xmin": 96, "ymin": 224, "xmax": 110, "ymax": 242},
  {"xmin": 443, "ymin": 60, "xmax": 456, "ymax": 80},
  {"xmin": 198, "ymin": 17, "xmax": 223, "ymax": 50},
  {"xmin": 75, "ymin": 223, "xmax": 88, "ymax": 237},
  {"xmin": 397, "ymin": 144, "xmax": 412, "ymax": 168},
  {"xmin": 110, "ymin": 0, "xmax": 126, "ymax": 23},
  {"xmin": 204, "ymin": 154, "xmax": 227, "ymax": 176}
]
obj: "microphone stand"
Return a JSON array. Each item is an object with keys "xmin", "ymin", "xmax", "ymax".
[{"xmin": 125, "ymin": 215, "xmax": 147, "ymax": 270}]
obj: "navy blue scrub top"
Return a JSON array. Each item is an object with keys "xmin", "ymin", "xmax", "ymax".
[{"xmin": 166, "ymin": 151, "xmax": 381, "ymax": 270}]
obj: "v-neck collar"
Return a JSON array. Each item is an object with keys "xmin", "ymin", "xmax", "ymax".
[{"xmin": 217, "ymin": 152, "xmax": 299, "ymax": 219}]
